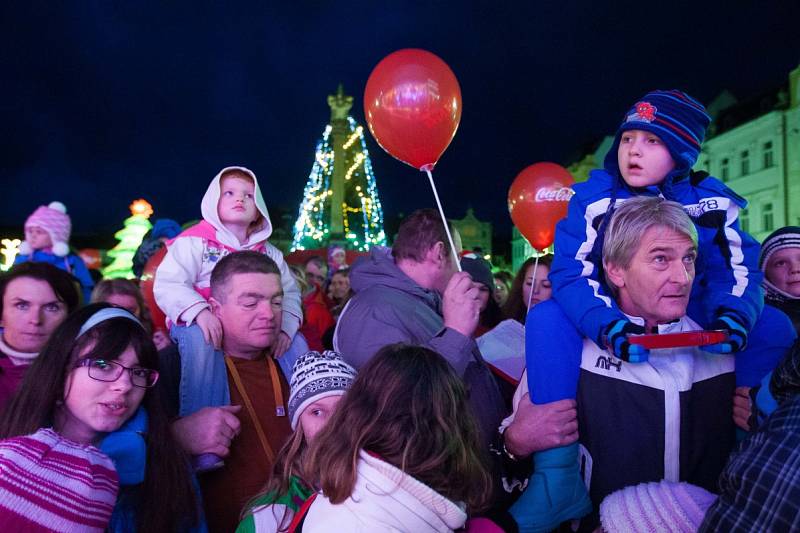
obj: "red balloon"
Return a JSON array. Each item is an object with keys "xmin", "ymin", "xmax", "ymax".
[
  {"xmin": 77, "ymin": 248, "xmax": 102, "ymax": 270},
  {"xmin": 364, "ymin": 49, "xmax": 462, "ymax": 171},
  {"xmin": 508, "ymin": 163, "xmax": 575, "ymax": 251},
  {"xmin": 140, "ymin": 245, "xmax": 167, "ymax": 334}
]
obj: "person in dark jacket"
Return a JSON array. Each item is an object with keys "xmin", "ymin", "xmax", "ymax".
[{"xmin": 334, "ymin": 208, "xmax": 506, "ymax": 446}]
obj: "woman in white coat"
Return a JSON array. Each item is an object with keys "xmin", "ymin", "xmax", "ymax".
[{"xmin": 299, "ymin": 343, "xmax": 494, "ymax": 532}]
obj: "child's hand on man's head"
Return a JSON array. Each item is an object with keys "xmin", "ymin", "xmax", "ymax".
[{"xmin": 196, "ymin": 309, "xmax": 223, "ymax": 349}]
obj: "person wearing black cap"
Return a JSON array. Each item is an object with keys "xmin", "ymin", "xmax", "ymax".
[{"xmin": 461, "ymin": 254, "xmax": 503, "ymax": 337}]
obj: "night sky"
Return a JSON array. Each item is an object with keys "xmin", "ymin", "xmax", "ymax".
[{"xmin": 2, "ymin": 2, "xmax": 799, "ymax": 247}]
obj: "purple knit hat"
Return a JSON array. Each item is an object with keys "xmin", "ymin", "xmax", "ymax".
[
  {"xmin": 0, "ymin": 428, "xmax": 119, "ymax": 532},
  {"xmin": 600, "ymin": 480, "xmax": 717, "ymax": 532}
]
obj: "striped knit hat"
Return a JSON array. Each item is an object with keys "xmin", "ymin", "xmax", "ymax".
[
  {"xmin": 600, "ymin": 480, "xmax": 717, "ymax": 532},
  {"xmin": 21, "ymin": 201, "xmax": 72, "ymax": 257},
  {"xmin": 288, "ymin": 350, "xmax": 356, "ymax": 430},
  {"xmin": 759, "ymin": 226, "xmax": 800, "ymax": 302},
  {"xmin": 0, "ymin": 428, "xmax": 119, "ymax": 532},
  {"xmin": 605, "ymin": 90, "xmax": 712, "ymax": 178}
]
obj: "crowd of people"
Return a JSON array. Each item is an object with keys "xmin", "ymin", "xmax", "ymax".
[{"xmin": 1, "ymin": 88, "xmax": 800, "ymax": 533}]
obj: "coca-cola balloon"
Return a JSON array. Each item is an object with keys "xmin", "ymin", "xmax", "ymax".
[
  {"xmin": 508, "ymin": 162, "xmax": 575, "ymax": 251},
  {"xmin": 364, "ymin": 49, "xmax": 462, "ymax": 171}
]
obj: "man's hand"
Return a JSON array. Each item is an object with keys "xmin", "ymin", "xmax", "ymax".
[
  {"xmin": 442, "ymin": 271, "xmax": 482, "ymax": 338},
  {"xmin": 273, "ymin": 332, "xmax": 292, "ymax": 358},
  {"xmin": 171, "ymin": 405, "xmax": 242, "ymax": 457},
  {"xmin": 733, "ymin": 386, "xmax": 752, "ymax": 431},
  {"xmin": 196, "ymin": 309, "xmax": 223, "ymax": 349},
  {"xmin": 504, "ymin": 394, "xmax": 578, "ymax": 458}
]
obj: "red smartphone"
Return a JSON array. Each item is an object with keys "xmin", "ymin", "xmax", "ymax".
[{"xmin": 627, "ymin": 330, "xmax": 728, "ymax": 350}]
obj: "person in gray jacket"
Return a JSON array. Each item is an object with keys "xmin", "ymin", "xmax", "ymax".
[{"xmin": 334, "ymin": 208, "xmax": 506, "ymax": 445}]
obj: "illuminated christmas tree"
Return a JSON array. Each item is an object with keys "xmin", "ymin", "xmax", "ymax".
[
  {"xmin": 102, "ymin": 199, "xmax": 153, "ymax": 279},
  {"xmin": 292, "ymin": 85, "xmax": 386, "ymax": 252}
]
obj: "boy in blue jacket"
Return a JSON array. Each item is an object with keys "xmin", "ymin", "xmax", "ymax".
[{"xmin": 511, "ymin": 91, "xmax": 767, "ymax": 532}]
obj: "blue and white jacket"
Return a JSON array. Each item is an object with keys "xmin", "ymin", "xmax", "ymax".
[
  {"xmin": 550, "ymin": 168, "xmax": 764, "ymax": 346},
  {"xmin": 577, "ymin": 314, "xmax": 736, "ymax": 530}
]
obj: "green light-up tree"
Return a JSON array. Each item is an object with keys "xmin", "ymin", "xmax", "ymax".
[{"xmin": 102, "ymin": 199, "xmax": 153, "ymax": 279}]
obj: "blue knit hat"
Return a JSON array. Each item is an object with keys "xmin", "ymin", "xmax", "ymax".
[
  {"xmin": 150, "ymin": 218, "xmax": 181, "ymax": 240},
  {"xmin": 604, "ymin": 90, "xmax": 711, "ymax": 178}
]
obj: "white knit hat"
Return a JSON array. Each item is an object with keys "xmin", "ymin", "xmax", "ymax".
[
  {"xmin": 600, "ymin": 480, "xmax": 717, "ymax": 532},
  {"xmin": 21, "ymin": 201, "xmax": 72, "ymax": 257},
  {"xmin": 287, "ymin": 350, "xmax": 356, "ymax": 430}
]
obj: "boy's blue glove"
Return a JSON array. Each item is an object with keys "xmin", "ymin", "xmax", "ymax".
[
  {"xmin": 701, "ymin": 314, "xmax": 748, "ymax": 354},
  {"xmin": 603, "ymin": 319, "xmax": 649, "ymax": 363}
]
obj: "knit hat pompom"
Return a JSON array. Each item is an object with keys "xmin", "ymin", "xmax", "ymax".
[
  {"xmin": 23, "ymin": 201, "xmax": 72, "ymax": 257},
  {"xmin": 0, "ymin": 428, "xmax": 119, "ymax": 531},
  {"xmin": 47, "ymin": 201, "xmax": 67, "ymax": 214},
  {"xmin": 287, "ymin": 350, "xmax": 357, "ymax": 430},
  {"xmin": 604, "ymin": 90, "xmax": 711, "ymax": 180},
  {"xmin": 600, "ymin": 480, "xmax": 716, "ymax": 533}
]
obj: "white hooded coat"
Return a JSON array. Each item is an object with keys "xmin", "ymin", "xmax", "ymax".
[
  {"xmin": 154, "ymin": 166, "xmax": 302, "ymax": 338},
  {"xmin": 301, "ymin": 450, "xmax": 467, "ymax": 532}
]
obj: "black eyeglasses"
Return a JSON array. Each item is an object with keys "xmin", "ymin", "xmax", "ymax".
[{"xmin": 75, "ymin": 358, "xmax": 159, "ymax": 388}]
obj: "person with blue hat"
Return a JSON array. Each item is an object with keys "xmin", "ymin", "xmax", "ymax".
[{"xmin": 510, "ymin": 90, "xmax": 775, "ymax": 533}]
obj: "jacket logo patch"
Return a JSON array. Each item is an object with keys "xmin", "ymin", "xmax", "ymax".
[
  {"xmin": 683, "ymin": 198, "xmax": 723, "ymax": 218},
  {"xmin": 626, "ymin": 101, "xmax": 657, "ymax": 123},
  {"xmin": 595, "ymin": 355, "xmax": 622, "ymax": 372},
  {"xmin": 203, "ymin": 245, "xmax": 226, "ymax": 264}
]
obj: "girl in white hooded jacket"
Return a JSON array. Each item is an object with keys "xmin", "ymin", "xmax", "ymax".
[
  {"xmin": 154, "ymin": 166, "xmax": 302, "ymax": 470},
  {"xmin": 296, "ymin": 344, "xmax": 494, "ymax": 532}
]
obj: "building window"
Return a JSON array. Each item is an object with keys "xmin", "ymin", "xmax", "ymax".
[
  {"xmin": 740, "ymin": 208, "xmax": 749, "ymax": 233},
  {"xmin": 763, "ymin": 203, "xmax": 774, "ymax": 232},
  {"xmin": 741, "ymin": 150, "xmax": 750, "ymax": 175},
  {"xmin": 763, "ymin": 141, "xmax": 774, "ymax": 168},
  {"xmin": 721, "ymin": 158, "xmax": 729, "ymax": 181}
]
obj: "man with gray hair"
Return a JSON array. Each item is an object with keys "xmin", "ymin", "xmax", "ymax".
[{"xmin": 504, "ymin": 197, "xmax": 736, "ymax": 531}]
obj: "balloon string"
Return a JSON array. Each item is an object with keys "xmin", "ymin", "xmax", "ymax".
[
  {"xmin": 424, "ymin": 168, "xmax": 462, "ymax": 272},
  {"xmin": 526, "ymin": 254, "xmax": 539, "ymax": 310}
]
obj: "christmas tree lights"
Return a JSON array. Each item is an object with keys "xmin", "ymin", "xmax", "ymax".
[
  {"xmin": 102, "ymin": 199, "xmax": 153, "ymax": 279},
  {"xmin": 292, "ymin": 96, "xmax": 386, "ymax": 252}
]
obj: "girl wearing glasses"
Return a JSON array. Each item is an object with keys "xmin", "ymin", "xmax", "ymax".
[{"xmin": 0, "ymin": 303, "xmax": 201, "ymax": 532}]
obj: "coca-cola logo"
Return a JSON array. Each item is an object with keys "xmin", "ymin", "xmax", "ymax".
[{"xmin": 535, "ymin": 186, "xmax": 574, "ymax": 202}]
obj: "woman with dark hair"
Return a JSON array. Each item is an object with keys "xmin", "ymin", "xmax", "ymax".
[
  {"xmin": 0, "ymin": 262, "xmax": 80, "ymax": 412},
  {"xmin": 502, "ymin": 255, "xmax": 553, "ymax": 324},
  {"xmin": 0, "ymin": 303, "xmax": 200, "ymax": 532},
  {"xmin": 299, "ymin": 344, "xmax": 494, "ymax": 531}
]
